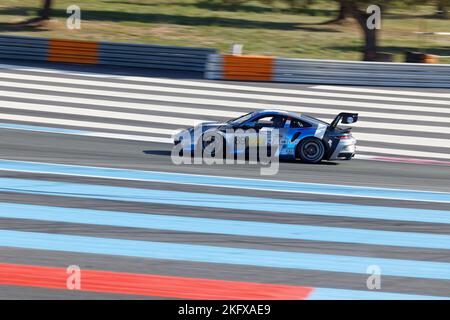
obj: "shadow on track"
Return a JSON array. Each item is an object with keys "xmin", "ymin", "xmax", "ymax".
[{"xmin": 143, "ymin": 149, "xmax": 340, "ymax": 165}]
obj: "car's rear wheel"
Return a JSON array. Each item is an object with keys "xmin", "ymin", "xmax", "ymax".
[{"xmin": 296, "ymin": 138, "xmax": 325, "ymax": 163}]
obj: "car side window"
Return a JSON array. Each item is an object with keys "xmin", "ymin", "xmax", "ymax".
[
  {"xmin": 290, "ymin": 119, "xmax": 311, "ymax": 128},
  {"xmin": 254, "ymin": 115, "xmax": 287, "ymax": 128}
]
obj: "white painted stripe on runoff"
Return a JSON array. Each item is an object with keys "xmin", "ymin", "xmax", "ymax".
[
  {"xmin": 0, "ymin": 81, "xmax": 450, "ymax": 122},
  {"xmin": 6, "ymin": 87, "xmax": 450, "ymax": 126},
  {"xmin": 355, "ymin": 155, "xmax": 450, "ymax": 165},
  {"xmin": 356, "ymin": 133, "xmax": 449, "ymax": 148},
  {"xmin": 94, "ymin": 76, "xmax": 450, "ymax": 101},
  {"xmin": 0, "ymin": 91, "xmax": 243, "ymax": 119},
  {"xmin": 313, "ymin": 85, "xmax": 450, "ymax": 99},
  {"xmin": 353, "ymin": 122, "xmax": 450, "ymax": 135},
  {"xmin": 0, "ymin": 114, "xmax": 178, "ymax": 135},
  {"xmin": 1, "ymin": 81, "xmax": 449, "ymax": 125},
  {"xmin": 1, "ymin": 63, "xmax": 449, "ymax": 100},
  {"xmin": 0, "ymin": 63, "xmax": 117, "ymax": 79},
  {"xmin": 0, "ymin": 101, "xmax": 206, "ymax": 127},
  {"xmin": 357, "ymin": 146, "xmax": 450, "ymax": 159},
  {"xmin": 0, "ymin": 123, "xmax": 173, "ymax": 143},
  {"xmin": 83, "ymin": 131, "xmax": 172, "ymax": 143},
  {"xmin": 2, "ymin": 71, "xmax": 449, "ymax": 106},
  {"xmin": 0, "ymin": 62, "xmax": 447, "ymax": 163},
  {"xmin": 0, "ymin": 94, "xmax": 449, "ymax": 135}
]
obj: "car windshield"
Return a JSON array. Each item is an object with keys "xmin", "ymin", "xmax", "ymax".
[{"xmin": 227, "ymin": 112, "xmax": 255, "ymax": 125}]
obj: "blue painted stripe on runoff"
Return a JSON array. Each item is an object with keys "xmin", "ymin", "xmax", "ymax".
[
  {"xmin": 308, "ymin": 288, "xmax": 449, "ymax": 300},
  {"xmin": 0, "ymin": 178, "xmax": 449, "ymax": 224},
  {"xmin": 0, "ymin": 123, "xmax": 171, "ymax": 143},
  {"xmin": 0, "ymin": 159, "xmax": 448, "ymax": 203},
  {"xmin": 1, "ymin": 202, "xmax": 450, "ymax": 250},
  {"xmin": 0, "ymin": 123, "xmax": 85, "ymax": 134},
  {"xmin": 1, "ymin": 230, "xmax": 450, "ymax": 280}
]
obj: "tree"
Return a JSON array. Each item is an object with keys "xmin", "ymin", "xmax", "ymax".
[
  {"xmin": 344, "ymin": 1, "xmax": 446, "ymax": 61},
  {"xmin": 335, "ymin": 0, "xmax": 351, "ymax": 22},
  {"xmin": 347, "ymin": 1, "xmax": 381, "ymax": 61},
  {"xmin": 322, "ymin": 0, "xmax": 351, "ymax": 23}
]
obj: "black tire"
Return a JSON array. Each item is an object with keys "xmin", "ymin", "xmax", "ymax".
[{"xmin": 296, "ymin": 138, "xmax": 325, "ymax": 164}]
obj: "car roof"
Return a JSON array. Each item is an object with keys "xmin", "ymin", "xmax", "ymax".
[
  {"xmin": 254, "ymin": 109, "xmax": 300, "ymax": 118},
  {"xmin": 253, "ymin": 109, "xmax": 324, "ymax": 125}
]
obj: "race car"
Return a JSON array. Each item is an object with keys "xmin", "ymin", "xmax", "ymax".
[{"xmin": 173, "ymin": 109, "xmax": 358, "ymax": 163}]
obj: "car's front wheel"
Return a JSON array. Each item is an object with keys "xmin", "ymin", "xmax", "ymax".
[{"xmin": 296, "ymin": 138, "xmax": 325, "ymax": 164}]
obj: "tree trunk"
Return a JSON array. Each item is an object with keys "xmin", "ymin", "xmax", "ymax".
[
  {"xmin": 350, "ymin": 3, "xmax": 378, "ymax": 61},
  {"xmin": 40, "ymin": 0, "xmax": 52, "ymax": 20},
  {"xmin": 363, "ymin": 25, "xmax": 377, "ymax": 61},
  {"xmin": 336, "ymin": 0, "xmax": 350, "ymax": 21},
  {"xmin": 323, "ymin": 0, "xmax": 350, "ymax": 23}
]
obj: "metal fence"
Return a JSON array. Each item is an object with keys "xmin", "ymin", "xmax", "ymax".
[
  {"xmin": 0, "ymin": 35, "xmax": 216, "ymax": 72},
  {"xmin": 99, "ymin": 42, "xmax": 215, "ymax": 71},
  {"xmin": 274, "ymin": 58, "xmax": 450, "ymax": 87},
  {"xmin": 1, "ymin": 35, "xmax": 449, "ymax": 87},
  {"xmin": 0, "ymin": 35, "xmax": 48, "ymax": 62},
  {"xmin": 206, "ymin": 54, "xmax": 450, "ymax": 88}
]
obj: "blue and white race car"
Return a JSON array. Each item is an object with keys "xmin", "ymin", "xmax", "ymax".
[{"xmin": 173, "ymin": 109, "xmax": 358, "ymax": 163}]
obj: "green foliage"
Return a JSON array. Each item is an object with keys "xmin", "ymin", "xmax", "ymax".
[
  {"xmin": 1, "ymin": 0, "xmax": 448, "ymax": 61},
  {"xmin": 284, "ymin": 0, "xmax": 313, "ymax": 10},
  {"xmin": 187, "ymin": 0, "xmax": 446, "ymax": 14},
  {"xmin": 437, "ymin": 0, "xmax": 450, "ymax": 16},
  {"xmin": 211, "ymin": 0, "xmax": 249, "ymax": 5}
]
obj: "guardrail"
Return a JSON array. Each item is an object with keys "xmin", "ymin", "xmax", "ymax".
[
  {"xmin": 1, "ymin": 35, "xmax": 449, "ymax": 87},
  {"xmin": 206, "ymin": 54, "xmax": 450, "ymax": 88},
  {"xmin": 221, "ymin": 55, "xmax": 274, "ymax": 81},
  {"xmin": 0, "ymin": 35, "xmax": 48, "ymax": 61},
  {"xmin": 0, "ymin": 35, "xmax": 216, "ymax": 72}
]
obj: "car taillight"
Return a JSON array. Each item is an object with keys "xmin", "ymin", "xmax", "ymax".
[{"xmin": 337, "ymin": 135, "xmax": 350, "ymax": 139}]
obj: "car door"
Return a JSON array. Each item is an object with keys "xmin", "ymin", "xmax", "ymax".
[
  {"xmin": 240, "ymin": 114, "xmax": 288, "ymax": 151},
  {"xmin": 279, "ymin": 118, "xmax": 313, "ymax": 157}
]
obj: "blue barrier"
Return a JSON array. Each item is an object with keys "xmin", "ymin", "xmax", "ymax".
[{"xmin": 0, "ymin": 35, "xmax": 216, "ymax": 72}]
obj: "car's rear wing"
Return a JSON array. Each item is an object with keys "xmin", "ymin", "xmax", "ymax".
[{"xmin": 330, "ymin": 112, "xmax": 359, "ymax": 129}]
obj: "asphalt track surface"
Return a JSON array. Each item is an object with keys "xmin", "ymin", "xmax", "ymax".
[{"xmin": 0, "ymin": 61, "xmax": 449, "ymax": 299}]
